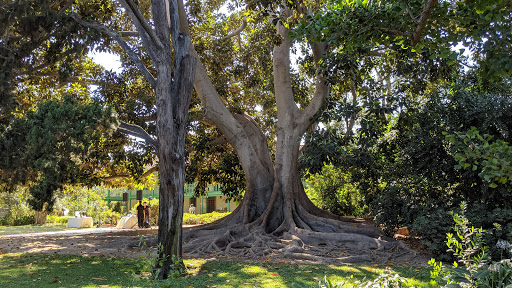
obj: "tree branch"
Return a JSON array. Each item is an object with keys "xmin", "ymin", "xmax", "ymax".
[
  {"xmin": 103, "ymin": 174, "xmax": 130, "ymax": 181},
  {"xmin": 407, "ymin": 7, "xmax": 419, "ymax": 24},
  {"xmin": 221, "ymin": 17, "xmax": 247, "ymax": 40},
  {"xmin": 118, "ymin": 0, "xmax": 163, "ymax": 50},
  {"xmin": 411, "ymin": 0, "xmax": 437, "ymax": 46},
  {"xmin": 69, "ymin": 13, "xmax": 157, "ymax": 88},
  {"xmin": 301, "ymin": 41, "xmax": 330, "ymax": 130},
  {"xmin": 117, "ymin": 121, "xmax": 158, "ymax": 150},
  {"xmin": 58, "ymin": 0, "xmax": 75, "ymax": 14}
]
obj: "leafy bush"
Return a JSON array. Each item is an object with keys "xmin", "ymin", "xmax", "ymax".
[
  {"xmin": 46, "ymin": 215, "xmax": 71, "ymax": 224},
  {"xmin": 410, "ymin": 204, "xmax": 512, "ymax": 262},
  {"xmin": 183, "ymin": 211, "xmax": 230, "ymax": 225},
  {"xmin": 0, "ymin": 213, "xmax": 35, "ymax": 226},
  {"xmin": 305, "ymin": 163, "xmax": 368, "ymax": 217},
  {"xmin": 429, "ymin": 202, "xmax": 512, "ymax": 288},
  {"xmin": 99, "ymin": 209, "xmax": 122, "ymax": 225},
  {"xmin": 410, "ymin": 208, "xmax": 456, "ymax": 261}
]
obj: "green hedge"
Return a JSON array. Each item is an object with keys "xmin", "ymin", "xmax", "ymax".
[
  {"xmin": 183, "ymin": 211, "xmax": 230, "ymax": 225},
  {"xmin": 46, "ymin": 215, "xmax": 71, "ymax": 224}
]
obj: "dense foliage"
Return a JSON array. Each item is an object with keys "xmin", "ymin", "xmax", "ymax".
[
  {"xmin": 0, "ymin": 96, "xmax": 117, "ymax": 211},
  {"xmin": 298, "ymin": 0, "xmax": 512, "ymax": 260}
]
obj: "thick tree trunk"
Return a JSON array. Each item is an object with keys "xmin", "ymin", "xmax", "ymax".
[{"xmin": 180, "ymin": 2, "xmax": 417, "ymax": 264}]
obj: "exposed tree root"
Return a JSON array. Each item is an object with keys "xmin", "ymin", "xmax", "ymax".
[{"xmin": 182, "ymin": 210, "xmax": 426, "ymax": 265}]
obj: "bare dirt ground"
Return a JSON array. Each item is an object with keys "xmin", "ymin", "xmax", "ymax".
[{"xmin": 0, "ymin": 226, "xmax": 431, "ymax": 266}]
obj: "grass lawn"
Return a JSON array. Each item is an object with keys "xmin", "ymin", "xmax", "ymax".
[
  {"xmin": 0, "ymin": 253, "xmax": 434, "ymax": 288},
  {"xmin": 0, "ymin": 224, "xmax": 73, "ymax": 235}
]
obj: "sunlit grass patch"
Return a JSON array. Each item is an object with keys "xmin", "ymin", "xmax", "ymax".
[
  {"xmin": 0, "ymin": 224, "xmax": 74, "ymax": 235},
  {"xmin": 0, "ymin": 253, "xmax": 433, "ymax": 288}
]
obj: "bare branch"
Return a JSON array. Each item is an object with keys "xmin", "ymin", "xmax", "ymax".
[
  {"xmin": 103, "ymin": 174, "xmax": 130, "ymax": 181},
  {"xmin": 221, "ymin": 17, "xmax": 247, "ymax": 40},
  {"xmin": 301, "ymin": 41, "xmax": 330, "ymax": 129},
  {"xmin": 141, "ymin": 165, "xmax": 158, "ymax": 178},
  {"xmin": 117, "ymin": 121, "xmax": 158, "ymax": 150},
  {"xmin": 118, "ymin": 0, "xmax": 164, "ymax": 50},
  {"xmin": 411, "ymin": 0, "xmax": 437, "ymax": 46},
  {"xmin": 70, "ymin": 13, "xmax": 157, "ymax": 88}
]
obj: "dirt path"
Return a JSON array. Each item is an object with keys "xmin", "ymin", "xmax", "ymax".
[
  {"xmin": 0, "ymin": 227, "xmax": 431, "ymax": 266},
  {"xmin": 0, "ymin": 228, "xmax": 158, "ymax": 258}
]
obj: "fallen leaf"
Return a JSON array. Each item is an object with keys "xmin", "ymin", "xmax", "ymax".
[
  {"xmin": 208, "ymin": 274, "xmax": 213, "ymax": 277},
  {"xmin": 52, "ymin": 280, "xmax": 60, "ymax": 283},
  {"xmin": 270, "ymin": 273, "xmax": 278, "ymax": 276},
  {"xmin": 250, "ymin": 272, "xmax": 257, "ymax": 275},
  {"xmin": 265, "ymin": 258, "xmax": 271, "ymax": 262},
  {"xmin": 99, "ymin": 285, "xmax": 109, "ymax": 288},
  {"xmin": 304, "ymin": 272, "xmax": 309, "ymax": 276},
  {"xmin": 91, "ymin": 277, "xmax": 107, "ymax": 280},
  {"xmin": 373, "ymin": 264, "xmax": 379, "ymax": 267},
  {"xmin": 226, "ymin": 280, "xmax": 230, "ymax": 283},
  {"xmin": 279, "ymin": 260, "xmax": 286, "ymax": 263},
  {"xmin": 186, "ymin": 286, "xmax": 194, "ymax": 288},
  {"xmin": 386, "ymin": 262, "xmax": 394, "ymax": 266},
  {"xmin": 313, "ymin": 277, "xmax": 319, "ymax": 281}
]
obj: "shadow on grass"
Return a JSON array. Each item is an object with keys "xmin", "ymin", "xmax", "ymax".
[{"xmin": 0, "ymin": 253, "xmax": 434, "ymax": 288}]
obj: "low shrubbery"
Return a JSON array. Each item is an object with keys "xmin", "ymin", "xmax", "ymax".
[
  {"xmin": 305, "ymin": 163, "xmax": 368, "ymax": 217},
  {"xmin": 46, "ymin": 215, "xmax": 71, "ymax": 224},
  {"xmin": 429, "ymin": 202, "xmax": 512, "ymax": 288},
  {"xmin": 0, "ymin": 213, "xmax": 35, "ymax": 226},
  {"xmin": 183, "ymin": 211, "xmax": 230, "ymax": 225}
]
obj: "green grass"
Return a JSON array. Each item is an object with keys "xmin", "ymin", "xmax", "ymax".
[
  {"xmin": 0, "ymin": 253, "xmax": 434, "ymax": 288},
  {"xmin": 0, "ymin": 224, "xmax": 74, "ymax": 235}
]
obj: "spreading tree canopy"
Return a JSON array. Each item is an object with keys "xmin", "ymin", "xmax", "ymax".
[{"xmin": 2, "ymin": 0, "xmax": 511, "ymax": 274}]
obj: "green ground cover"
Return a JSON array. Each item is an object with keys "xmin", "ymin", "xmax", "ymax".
[
  {"xmin": 0, "ymin": 224, "xmax": 73, "ymax": 235},
  {"xmin": 0, "ymin": 253, "xmax": 433, "ymax": 288}
]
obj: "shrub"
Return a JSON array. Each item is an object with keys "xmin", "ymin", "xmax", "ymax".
[
  {"xmin": 46, "ymin": 215, "xmax": 71, "ymax": 224},
  {"xmin": 99, "ymin": 209, "xmax": 122, "ymax": 225},
  {"xmin": 182, "ymin": 211, "xmax": 230, "ymax": 225},
  {"xmin": 410, "ymin": 208, "xmax": 456, "ymax": 261},
  {"xmin": 0, "ymin": 213, "xmax": 35, "ymax": 226},
  {"xmin": 305, "ymin": 163, "xmax": 368, "ymax": 217},
  {"xmin": 429, "ymin": 202, "xmax": 512, "ymax": 288}
]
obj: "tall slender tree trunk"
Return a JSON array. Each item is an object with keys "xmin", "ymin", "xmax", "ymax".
[{"xmin": 155, "ymin": 50, "xmax": 196, "ymax": 279}]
